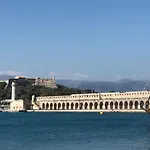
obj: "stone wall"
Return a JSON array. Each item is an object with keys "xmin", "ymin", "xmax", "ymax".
[{"xmin": 35, "ymin": 77, "xmax": 57, "ymax": 88}]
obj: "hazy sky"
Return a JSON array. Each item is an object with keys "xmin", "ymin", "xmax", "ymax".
[{"xmin": 0, "ymin": 0, "xmax": 150, "ymax": 81}]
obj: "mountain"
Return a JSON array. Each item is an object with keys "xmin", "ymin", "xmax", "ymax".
[
  {"xmin": 0, "ymin": 75, "xmax": 14, "ymax": 80},
  {"xmin": 56, "ymin": 79, "xmax": 150, "ymax": 92},
  {"xmin": 1, "ymin": 75, "xmax": 150, "ymax": 92}
]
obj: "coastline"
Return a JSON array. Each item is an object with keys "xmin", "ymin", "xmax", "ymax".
[{"xmin": 27, "ymin": 109, "xmax": 146, "ymax": 113}]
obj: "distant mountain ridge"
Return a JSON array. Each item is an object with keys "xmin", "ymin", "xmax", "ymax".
[
  {"xmin": 0, "ymin": 75, "xmax": 14, "ymax": 80},
  {"xmin": 56, "ymin": 79, "xmax": 150, "ymax": 92},
  {"xmin": 0, "ymin": 75, "xmax": 150, "ymax": 92}
]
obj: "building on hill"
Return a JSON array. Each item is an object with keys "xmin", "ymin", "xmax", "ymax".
[
  {"xmin": 35, "ymin": 77, "xmax": 57, "ymax": 88},
  {"xmin": 8, "ymin": 76, "xmax": 57, "ymax": 88}
]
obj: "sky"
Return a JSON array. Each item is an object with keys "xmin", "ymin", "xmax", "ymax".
[{"xmin": 0, "ymin": 0, "xmax": 150, "ymax": 81}]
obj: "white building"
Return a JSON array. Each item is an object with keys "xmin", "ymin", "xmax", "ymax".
[{"xmin": 0, "ymin": 81, "xmax": 29, "ymax": 112}]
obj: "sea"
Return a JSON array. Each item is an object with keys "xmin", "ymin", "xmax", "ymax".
[{"xmin": 0, "ymin": 112, "xmax": 150, "ymax": 150}]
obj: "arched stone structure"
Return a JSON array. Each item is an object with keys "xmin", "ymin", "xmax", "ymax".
[{"xmin": 37, "ymin": 95, "xmax": 149, "ymax": 112}]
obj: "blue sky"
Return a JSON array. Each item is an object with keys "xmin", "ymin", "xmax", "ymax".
[{"xmin": 0, "ymin": 0, "xmax": 150, "ymax": 81}]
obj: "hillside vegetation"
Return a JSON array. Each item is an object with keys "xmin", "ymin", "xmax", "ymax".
[{"xmin": 0, "ymin": 81, "xmax": 95, "ymax": 101}]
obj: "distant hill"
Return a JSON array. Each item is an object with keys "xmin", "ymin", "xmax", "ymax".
[
  {"xmin": 56, "ymin": 79, "xmax": 150, "ymax": 92},
  {"xmin": 1, "ymin": 75, "xmax": 150, "ymax": 92},
  {"xmin": 0, "ymin": 75, "xmax": 14, "ymax": 80},
  {"xmin": 0, "ymin": 80, "xmax": 94, "ymax": 101}
]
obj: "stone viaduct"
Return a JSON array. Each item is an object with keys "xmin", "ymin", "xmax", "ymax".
[{"xmin": 31, "ymin": 91, "xmax": 150, "ymax": 112}]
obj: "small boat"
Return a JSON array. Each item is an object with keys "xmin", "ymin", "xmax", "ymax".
[{"xmin": 99, "ymin": 112, "xmax": 104, "ymax": 115}]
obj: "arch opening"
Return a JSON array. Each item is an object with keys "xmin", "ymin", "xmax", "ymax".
[
  {"xmin": 105, "ymin": 102, "xmax": 109, "ymax": 109},
  {"xmin": 75, "ymin": 103, "xmax": 78, "ymax": 109},
  {"xmin": 89, "ymin": 102, "xmax": 93, "ymax": 110},
  {"xmin": 94, "ymin": 102, "xmax": 98, "ymax": 109},
  {"xmin": 54, "ymin": 103, "xmax": 57, "ymax": 110},
  {"xmin": 50, "ymin": 103, "xmax": 53, "ymax": 110},
  {"xmin": 42, "ymin": 103, "xmax": 45, "ymax": 110},
  {"xmin": 67, "ymin": 103, "xmax": 70, "ymax": 110},
  {"xmin": 62, "ymin": 103, "xmax": 65, "ymax": 110},
  {"xmin": 110, "ymin": 102, "xmax": 113, "ymax": 109},
  {"xmin": 124, "ymin": 101, "xmax": 128, "ymax": 109},
  {"xmin": 135, "ymin": 101, "xmax": 138, "ymax": 109},
  {"xmin": 80, "ymin": 103, "xmax": 83, "ymax": 110},
  {"xmin": 100, "ymin": 102, "xmax": 103, "ymax": 109},
  {"xmin": 58, "ymin": 103, "xmax": 61, "ymax": 110},
  {"xmin": 129, "ymin": 101, "xmax": 133, "ymax": 109},
  {"xmin": 115, "ymin": 102, "xmax": 118, "ymax": 109},
  {"xmin": 119, "ymin": 101, "xmax": 123, "ymax": 109},
  {"xmin": 46, "ymin": 103, "xmax": 49, "ymax": 110},
  {"xmin": 84, "ymin": 102, "xmax": 88, "ymax": 109},
  {"xmin": 71, "ymin": 103, "xmax": 74, "ymax": 110}
]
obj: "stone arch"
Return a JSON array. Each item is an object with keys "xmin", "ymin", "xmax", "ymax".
[
  {"xmin": 46, "ymin": 103, "xmax": 49, "ymax": 110},
  {"xmin": 89, "ymin": 102, "xmax": 93, "ymax": 109},
  {"xmin": 135, "ymin": 101, "xmax": 138, "ymax": 109},
  {"xmin": 62, "ymin": 103, "xmax": 65, "ymax": 110},
  {"xmin": 66, "ymin": 103, "xmax": 70, "ymax": 110},
  {"xmin": 71, "ymin": 103, "xmax": 74, "ymax": 110},
  {"xmin": 124, "ymin": 101, "xmax": 128, "ymax": 109},
  {"xmin": 140, "ymin": 101, "xmax": 144, "ymax": 109},
  {"xmin": 75, "ymin": 103, "xmax": 79, "ymax": 109},
  {"xmin": 54, "ymin": 103, "xmax": 57, "ymax": 110},
  {"xmin": 50, "ymin": 103, "xmax": 53, "ymax": 110},
  {"xmin": 58, "ymin": 103, "xmax": 61, "ymax": 110},
  {"xmin": 105, "ymin": 102, "xmax": 109, "ymax": 109},
  {"xmin": 80, "ymin": 102, "xmax": 83, "ymax": 110},
  {"xmin": 94, "ymin": 102, "xmax": 98, "ymax": 109},
  {"xmin": 99, "ymin": 102, "xmax": 103, "ymax": 109},
  {"xmin": 84, "ymin": 102, "xmax": 88, "ymax": 109},
  {"xmin": 129, "ymin": 101, "xmax": 133, "ymax": 109},
  {"xmin": 110, "ymin": 102, "xmax": 113, "ymax": 109},
  {"xmin": 42, "ymin": 103, "xmax": 45, "ymax": 109},
  {"xmin": 115, "ymin": 101, "xmax": 118, "ymax": 109},
  {"xmin": 119, "ymin": 101, "xmax": 123, "ymax": 109}
]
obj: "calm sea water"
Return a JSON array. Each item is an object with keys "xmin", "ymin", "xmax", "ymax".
[{"xmin": 0, "ymin": 112, "xmax": 150, "ymax": 150}]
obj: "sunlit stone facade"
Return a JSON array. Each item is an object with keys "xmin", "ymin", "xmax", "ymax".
[{"xmin": 32, "ymin": 91, "xmax": 150, "ymax": 112}]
